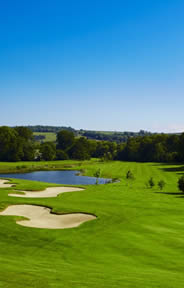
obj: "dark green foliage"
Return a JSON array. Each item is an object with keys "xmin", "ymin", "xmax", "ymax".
[
  {"xmin": 116, "ymin": 133, "xmax": 184, "ymax": 163},
  {"xmin": 68, "ymin": 137, "xmax": 91, "ymax": 160},
  {"xmin": 158, "ymin": 180, "xmax": 166, "ymax": 190},
  {"xmin": 15, "ymin": 126, "xmax": 33, "ymax": 140},
  {"xmin": 56, "ymin": 150, "xmax": 69, "ymax": 160},
  {"xmin": 94, "ymin": 168, "xmax": 101, "ymax": 178},
  {"xmin": 1, "ymin": 125, "xmax": 184, "ymax": 163},
  {"xmin": 92, "ymin": 141, "xmax": 117, "ymax": 160},
  {"xmin": 81, "ymin": 129, "xmax": 151, "ymax": 143},
  {"xmin": 178, "ymin": 134, "xmax": 184, "ymax": 162},
  {"xmin": 0, "ymin": 127, "xmax": 20, "ymax": 161},
  {"xmin": 178, "ymin": 176, "xmax": 184, "ymax": 193},
  {"xmin": 0, "ymin": 126, "xmax": 35, "ymax": 161},
  {"xmin": 148, "ymin": 177, "xmax": 155, "ymax": 188},
  {"xmin": 26, "ymin": 125, "xmax": 76, "ymax": 133},
  {"xmin": 27, "ymin": 126, "xmax": 152, "ymax": 143},
  {"xmin": 40, "ymin": 142, "xmax": 56, "ymax": 161},
  {"xmin": 21, "ymin": 142, "xmax": 35, "ymax": 161},
  {"xmin": 94, "ymin": 168, "xmax": 101, "ymax": 184},
  {"xmin": 57, "ymin": 130, "xmax": 75, "ymax": 150},
  {"xmin": 126, "ymin": 170, "xmax": 134, "ymax": 180}
]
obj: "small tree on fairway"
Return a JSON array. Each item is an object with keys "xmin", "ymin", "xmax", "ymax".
[
  {"xmin": 158, "ymin": 180, "xmax": 166, "ymax": 190},
  {"xmin": 94, "ymin": 169, "xmax": 101, "ymax": 185},
  {"xmin": 148, "ymin": 177, "xmax": 155, "ymax": 188},
  {"xmin": 126, "ymin": 170, "xmax": 134, "ymax": 180},
  {"xmin": 178, "ymin": 176, "xmax": 184, "ymax": 193}
]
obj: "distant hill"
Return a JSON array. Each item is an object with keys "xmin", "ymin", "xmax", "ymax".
[
  {"xmin": 25, "ymin": 125, "xmax": 153, "ymax": 143},
  {"xmin": 26, "ymin": 125, "xmax": 76, "ymax": 133},
  {"xmin": 78, "ymin": 129, "xmax": 153, "ymax": 143}
]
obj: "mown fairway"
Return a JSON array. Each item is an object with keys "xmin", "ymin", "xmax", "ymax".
[{"xmin": 0, "ymin": 160, "xmax": 184, "ymax": 288}]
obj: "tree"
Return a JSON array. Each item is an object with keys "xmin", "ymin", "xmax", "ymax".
[
  {"xmin": 0, "ymin": 126, "xmax": 23, "ymax": 161},
  {"xmin": 56, "ymin": 150, "xmax": 69, "ymax": 160},
  {"xmin": 178, "ymin": 133, "xmax": 184, "ymax": 162},
  {"xmin": 40, "ymin": 142, "xmax": 56, "ymax": 161},
  {"xmin": 15, "ymin": 126, "xmax": 33, "ymax": 141},
  {"xmin": 94, "ymin": 169, "xmax": 101, "ymax": 184},
  {"xmin": 158, "ymin": 180, "xmax": 166, "ymax": 190},
  {"xmin": 15, "ymin": 127, "xmax": 35, "ymax": 161},
  {"xmin": 148, "ymin": 177, "xmax": 155, "ymax": 188},
  {"xmin": 57, "ymin": 130, "xmax": 75, "ymax": 151},
  {"xmin": 178, "ymin": 176, "xmax": 184, "ymax": 193},
  {"xmin": 68, "ymin": 137, "xmax": 91, "ymax": 160},
  {"xmin": 21, "ymin": 142, "xmax": 35, "ymax": 161},
  {"xmin": 126, "ymin": 170, "xmax": 134, "ymax": 180}
]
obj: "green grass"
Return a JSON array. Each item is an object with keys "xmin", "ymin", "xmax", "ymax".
[
  {"xmin": 33, "ymin": 132, "xmax": 56, "ymax": 142},
  {"xmin": 0, "ymin": 160, "xmax": 184, "ymax": 287}
]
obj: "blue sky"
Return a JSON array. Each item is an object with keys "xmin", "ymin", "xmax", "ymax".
[{"xmin": 0, "ymin": 0, "xmax": 184, "ymax": 132}]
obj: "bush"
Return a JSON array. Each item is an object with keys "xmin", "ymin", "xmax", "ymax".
[
  {"xmin": 148, "ymin": 177, "xmax": 155, "ymax": 188},
  {"xmin": 126, "ymin": 170, "xmax": 134, "ymax": 180},
  {"xmin": 94, "ymin": 169, "xmax": 101, "ymax": 184},
  {"xmin": 178, "ymin": 176, "xmax": 184, "ymax": 193},
  {"xmin": 158, "ymin": 180, "xmax": 166, "ymax": 190}
]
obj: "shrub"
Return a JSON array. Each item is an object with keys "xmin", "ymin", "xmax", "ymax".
[
  {"xmin": 94, "ymin": 169, "xmax": 101, "ymax": 185},
  {"xmin": 158, "ymin": 180, "xmax": 166, "ymax": 190},
  {"xmin": 148, "ymin": 177, "xmax": 155, "ymax": 188},
  {"xmin": 94, "ymin": 169, "xmax": 101, "ymax": 178},
  {"xmin": 126, "ymin": 170, "xmax": 134, "ymax": 180},
  {"xmin": 178, "ymin": 176, "xmax": 184, "ymax": 193}
]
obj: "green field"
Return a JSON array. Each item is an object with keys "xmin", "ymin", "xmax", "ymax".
[
  {"xmin": 33, "ymin": 132, "xmax": 56, "ymax": 142},
  {"xmin": 0, "ymin": 160, "xmax": 184, "ymax": 287}
]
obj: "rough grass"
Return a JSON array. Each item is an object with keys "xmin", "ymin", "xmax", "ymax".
[{"xmin": 0, "ymin": 160, "xmax": 184, "ymax": 287}]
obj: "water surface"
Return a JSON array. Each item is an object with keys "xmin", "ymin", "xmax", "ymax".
[{"xmin": 0, "ymin": 170, "xmax": 110, "ymax": 185}]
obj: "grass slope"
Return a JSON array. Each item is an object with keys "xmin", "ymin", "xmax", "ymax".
[{"xmin": 0, "ymin": 160, "xmax": 184, "ymax": 288}]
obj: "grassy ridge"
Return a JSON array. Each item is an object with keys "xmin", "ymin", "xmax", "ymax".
[{"xmin": 0, "ymin": 160, "xmax": 184, "ymax": 287}]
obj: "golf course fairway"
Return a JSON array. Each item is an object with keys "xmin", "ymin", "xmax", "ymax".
[{"xmin": 0, "ymin": 160, "xmax": 184, "ymax": 288}]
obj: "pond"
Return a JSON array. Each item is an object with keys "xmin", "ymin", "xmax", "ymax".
[{"xmin": 0, "ymin": 170, "xmax": 111, "ymax": 185}]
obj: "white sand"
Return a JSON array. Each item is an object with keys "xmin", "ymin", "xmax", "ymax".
[
  {"xmin": 0, "ymin": 205, "xmax": 96, "ymax": 229},
  {"xmin": 9, "ymin": 186, "xmax": 84, "ymax": 198},
  {"xmin": 0, "ymin": 179, "xmax": 13, "ymax": 188}
]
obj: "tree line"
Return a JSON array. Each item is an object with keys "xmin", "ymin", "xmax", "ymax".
[
  {"xmin": 25, "ymin": 125, "xmax": 76, "ymax": 134},
  {"xmin": 116, "ymin": 133, "xmax": 184, "ymax": 162},
  {"xmin": 26, "ymin": 125, "xmax": 153, "ymax": 144},
  {"xmin": 80, "ymin": 129, "xmax": 152, "ymax": 143},
  {"xmin": 0, "ymin": 126, "xmax": 183, "ymax": 163},
  {"xmin": 39, "ymin": 130, "xmax": 118, "ymax": 161},
  {"xmin": 0, "ymin": 127, "xmax": 117, "ymax": 161}
]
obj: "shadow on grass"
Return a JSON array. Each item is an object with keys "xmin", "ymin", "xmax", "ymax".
[
  {"xmin": 150, "ymin": 163, "xmax": 184, "ymax": 174},
  {"xmin": 155, "ymin": 191, "xmax": 184, "ymax": 198},
  {"xmin": 161, "ymin": 166, "xmax": 184, "ymax": 173},
  {"xmin": 155, "ymin": 191, "xmax": 184, "ymax": 196}
]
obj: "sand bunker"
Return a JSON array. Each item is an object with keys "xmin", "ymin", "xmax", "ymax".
[
  {"xmin": 0, "ymin": 179, "xmax": 96, "ymax": 229},
  {"xmin": 0, "ymin": 205, "xmax": 96, "ymax": 229},
  {"xmin": 0, "ymin": 179, "xmax": 13, "ymax": 188},
  {"xmin": 9, "ymin": 186, "xmax": 84, "ymax": 198},
  {"xmin": 0, "ymin": 178, "xmax": 84, "ymax": 198}
]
